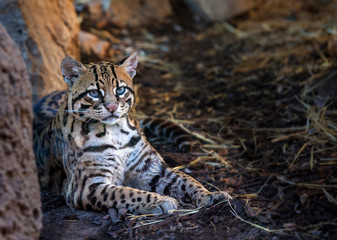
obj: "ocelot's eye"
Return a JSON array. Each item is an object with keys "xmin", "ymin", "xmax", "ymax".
[
  {"xmin": 88, "ymin": 90, "xmax": 100, "ymax": 98},
  {"xmin": 116, "ymin": 87, "xmax": 126, "ymax": 96}
]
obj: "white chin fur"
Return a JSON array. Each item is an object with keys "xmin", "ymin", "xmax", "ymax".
[{"xmin": 101, "ymin": 116, "xmax": 120, "ymax": 125}]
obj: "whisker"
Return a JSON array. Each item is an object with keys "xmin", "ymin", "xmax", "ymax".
[
  {"xmin": 64, "ymin": 110, "xmax": 88, "ymax": 113},
  {"xmin": 85, "ymin": 116, "xmax": 96, "ymax": 127}
]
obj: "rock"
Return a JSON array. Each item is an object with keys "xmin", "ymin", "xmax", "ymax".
[
  {"xmin": 84, "ymin": 0, "xmax": 104, "ymax": 23},
  {"xmin": 0, "ymin": 0, "xmax": 80, "ymax": 103},
  {"xmin": 172, "ymin": 0, "xmax": 253, "ymax": 22},
  {"xmin": 94, "ymin": 0, "xmax": 172, "ymax": 28},
  {"xmin": 77, "ymin": 0, "xmax": 109, "ymax": 30},
  {"xmin": 79, "ymin": 31, "xmax": 110, "ymax": 59},
  {"xmin": 0, "ymin": 23, "xmax": 41, "ymax": 240}
]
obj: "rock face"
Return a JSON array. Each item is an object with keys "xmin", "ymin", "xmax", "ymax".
[
  {"xmin": 79, "ymin": 31, "xmax": 110, "ymax": 59},
  {"xmin": 173, "ymin": 0, "xmax": 253, "ymax": 22},
  {"xmin": 0, "ymin": 0, "xmax": 80, "ymax": 104},
  {"xmin": 102, "ymin": 0, "xmax": 172, "ymax": 28},
  {"xmin": 0, "ymin": 24, "xmax": 42, "ymax": 240}
]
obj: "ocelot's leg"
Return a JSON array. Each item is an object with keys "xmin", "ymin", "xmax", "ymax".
[
  {"xmin": 125, "ymin": 152, "xmax": 230, "ymax": 207},
  {"xmin": 64, "ymin": 167, "xmax": 178, "ymax": 214}
]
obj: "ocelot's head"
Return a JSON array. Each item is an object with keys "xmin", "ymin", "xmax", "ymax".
[{"xmin": 61, "ymin": 53, "xmax": 137, "ymax": 125}]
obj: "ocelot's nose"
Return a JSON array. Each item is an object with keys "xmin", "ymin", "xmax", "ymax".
[{"xmin": 105, "ymin": 102, "xmax": 118, "ymax": 113}]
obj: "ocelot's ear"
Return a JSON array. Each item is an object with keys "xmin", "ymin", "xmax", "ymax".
[
  {"xmin": 119, "ymin": 52, "xmax": 138, "ymax": 79},
  {"xmin": 61, "ymin": 57, "xmax": 86, "ymax": 87}
]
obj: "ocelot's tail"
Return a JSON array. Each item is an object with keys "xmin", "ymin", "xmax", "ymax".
[{"xmin": 140, "ymin": 118, "xmax": 193, "ymax": 153}]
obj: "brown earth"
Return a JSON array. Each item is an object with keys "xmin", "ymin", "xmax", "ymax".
[{"xmin": 40, "ymin": 0, "xmax": 337, "ymax": 239}]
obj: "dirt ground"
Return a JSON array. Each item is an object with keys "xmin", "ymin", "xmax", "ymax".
[{"xmin": 40, "ymin": 1, "xmax": 337, "ymax": 239}]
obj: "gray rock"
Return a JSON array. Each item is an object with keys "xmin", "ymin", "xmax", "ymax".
[
  {"xmin": 0, "ymin": 23, "xmax": 41, "ymax": 240},
  {"xmin": 178, "ymin": 0, "xmax": 253, "ymax": 22}
]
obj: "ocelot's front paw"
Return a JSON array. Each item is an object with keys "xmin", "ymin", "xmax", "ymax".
[
  {"xmin": 141, "ymin": 196, "xmax": 179, "ymax": 215},
  {"xmin": 197, "ymin": 191, "xmax": 231, "ymax": 208}
]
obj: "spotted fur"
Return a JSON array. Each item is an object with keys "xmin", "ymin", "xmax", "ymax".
[
  {"xmin": 33, "ymin": 52, "xmax": 229, "ymax": 215},
  {"xmin": 34, "ymin": 92, "xmax": 192, "ymax": 153},
  {"xmin": 140, "ymin": 118, "xmax": 192, "ymax": 153}
]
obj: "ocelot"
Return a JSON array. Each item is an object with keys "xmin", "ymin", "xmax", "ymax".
[{"xmin": 33, "ymin": 52, "xmax": 230, "ymax": 215}]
